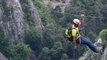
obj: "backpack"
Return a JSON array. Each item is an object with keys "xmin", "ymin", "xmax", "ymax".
[
  {"xmin": 65, "ymin": 26, "xmax": 73, "ymax": 38},
  {"xmin": 65, "ymin": 24, "xmax": 80, "ymax": 39}
]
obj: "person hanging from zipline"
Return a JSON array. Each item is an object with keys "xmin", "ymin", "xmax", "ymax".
[{"xmin": 65, "ymin": 15, "xmax": 102, "ymax": 53}]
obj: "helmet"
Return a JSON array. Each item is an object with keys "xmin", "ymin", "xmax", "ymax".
[{"xmin": 73, "ymin": 19, "xmax": 81, "ymax": 25}]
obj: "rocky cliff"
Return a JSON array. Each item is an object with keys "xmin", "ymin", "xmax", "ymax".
[
  {"xmin": 0, "ymin": 0, "xmax": 43, "ymax": 43},
  {"xmin": 0, "ymin": 52, "xmax": 8, "ymax": 60},
  {"xmin": 0, "ymin": 0, "xmax": 43, "ymax": 60},
  {"xmin": 0, "ymin": 0, "xmax": 25, "ymax": 42}
]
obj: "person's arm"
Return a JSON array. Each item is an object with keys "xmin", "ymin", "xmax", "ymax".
[
  {"xmin": 80, "ymin": 14, "xmax": 84, "ymax": 36},
  {"xmin": 73, "ymin": 36, "xmax": 77, "ymax": 48},
  {"xmin": 72, "ymin": 29, "xmax": 77, "ymax": 48},
  {"xmin": 80, "ymin": 14, "xmax": 84, "ymax": 26}
]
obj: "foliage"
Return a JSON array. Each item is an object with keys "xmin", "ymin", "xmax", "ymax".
[
  {"xmin": 39, "ymin": 42, "xmax": 68, "ymax": 60},
  {"xmin": 0, "ymin": 28, "xmax": 31, "ymax": 60},
  {"xmin": 10, "ymin": 43, "xmax": 31, "ymax": 60},
  {"xmin": 0, "ymin": 28, "xmax": 11, "ymax": 57},
  {"xmin": 99, "ymin": 29, "xmax": 107, "ymax": 40},
  {"xmin": 33, "ymin": 0, "xmax": 53, "ymax": 26},
  {"xmin": 50, "ymin": 42, "xmax": 66, "ymax": 60},
  {"xmin": 39, "ymin": 47, "xmax": 51, "ymax": 60},
  {"xmin": 25, "ymin": 28, "xmax": 42, "ymax": 56},
  {"xmin": 61, "ymin": 53, "xmax": 68, "ymax": 60},
  {"xmin": 99, "ymin": 29, "xmax": 107, "ymax": 47},
  {"xmin": 52, "ymin": 5, "xmax": 66, "ymax": 27},
  {"xmin": 20, "ymin": 0, "xmax": 35, "ymax": 25}
]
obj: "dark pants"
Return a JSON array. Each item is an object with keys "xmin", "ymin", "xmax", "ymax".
[
  {"xmin": 69, "ymin": 37, "xmax": 97, "ymax": 52},
  {"xmin": 78, "ymin": 37, "xmax": 97, "ymax": 52}
]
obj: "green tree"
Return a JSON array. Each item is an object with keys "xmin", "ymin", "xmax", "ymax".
[
  {"xmin": 51, "ymin": 41, "xmax": 65, "ymax": 60},
  {"xmin": 33, "ymin": 0, "xmax": 53, "ymax": 26},
  {"xmin": 99, "ymin": 29, "xmax": 107, "ymax": 43},
  {"xmin": 25, "ymin": 28, "xmax": 42, "ymax": 56},
  {"xmin": 39, "ymin": 47, "xmax": 51, "ymax": 60},
  {"xmin": 10, "ymin": 43, "xmax": 31, "ymax": 60},
  {"xmin": 61, "ymin": 53, "xmax": 68, "ymax": 60},
  {"xmin": 0, "ymin": 28, "xmax": 11, "ymax": 57}
]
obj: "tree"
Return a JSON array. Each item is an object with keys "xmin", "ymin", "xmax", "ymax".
[
  {"xmin": 61, "ymin": 53, "xmax": 68, "ymax": 60},
  {"xmin": 39, "ymin": 47, "xmax": 51, "ymax": 60},
  {"xmin": 51, "ymin": 41, "xmax": 65, "ymax": 60},
  {"xmin": 10, "ymin": 43, "xmax": 31, "ymax": 60},
  {"xmin": 25, "ymin": 28, "xmax": 42, "ymax": 56},
  {"xmin": 0, "ymin": 28, "xmax": 11, "ymax": 57},
  {"xmin": 99, "ymin": 29, "xmax": 107, "ymax": 42}
]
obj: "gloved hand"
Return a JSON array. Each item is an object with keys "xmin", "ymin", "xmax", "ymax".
[
  {"xmin": 74, "ymin": 45, "xmax": 77, "ymax": 49},
  {"xmin": 65, "ymin": 29, "xmax": 68, "ymax": 35}
]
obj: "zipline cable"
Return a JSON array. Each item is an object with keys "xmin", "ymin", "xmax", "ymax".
[{"xmin": 53, "ymin": 11, "xmax": 107, "ymax": 19}]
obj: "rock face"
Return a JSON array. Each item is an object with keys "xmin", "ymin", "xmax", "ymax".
[
  {"xmin": 0, "ymin": 0, "xmax": 44, "ymax": 59},
  {"xmin": 43, "ymin": 0, "xmax": 71, "ymax": 13},
  {"xmin": 0, "ymin": 0, "xmax": 44, "ymax": 43},
  {"xmin": 0, "ymin": 0, "xmax": 25, "ymax": 42},
  {"xmin": 27, "ymin": 0, "xmax": 44, "ymax": 30},
  {"xmin": 101, "ymin": 47, "xmax": 107, "ymax": 60},
  {"xmin": 0, "ymin": 52, "xmax": 8, "ymax": 60}
]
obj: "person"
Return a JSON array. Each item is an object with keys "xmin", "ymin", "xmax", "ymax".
[{"xmin": 65, "ymin": 15, "xmax": 102, "ymax": 53}]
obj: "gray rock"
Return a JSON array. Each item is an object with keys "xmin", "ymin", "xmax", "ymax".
[
  {"xmin": 0, "ymin": 0, "xmax": 25, "ymax": 42},
  {"xmin": 0, "ymin": 52, "xmax": 8, "ymax": 60},
  {"xmin": 101, "ymin": 47, "xmax": 107, "ymax": 60}
]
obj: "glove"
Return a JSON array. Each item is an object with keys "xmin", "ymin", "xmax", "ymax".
[
  {"xmin": 81, "ymin": 14, "xmax": 84, "ymax": 17},
  {"xmin": 65, "ymin": 29, "xmax": 68, "ymax": 35}
]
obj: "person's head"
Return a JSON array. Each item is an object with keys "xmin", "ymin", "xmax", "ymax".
[{"xmin": 73, "ymin": 19, "xmax": 81, "ymax": 27}]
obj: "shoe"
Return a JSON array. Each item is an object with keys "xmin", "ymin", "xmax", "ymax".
[{"xmin": 94, "ymin": 38, "xmax": 103, "ymax": 53}]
